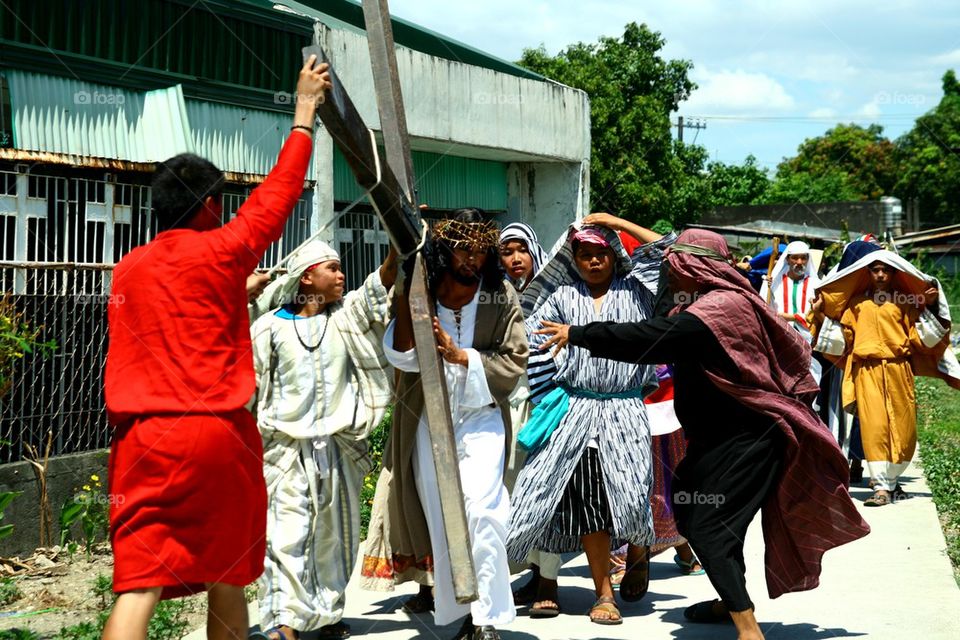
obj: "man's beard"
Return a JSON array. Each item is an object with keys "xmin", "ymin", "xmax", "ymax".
[
  {"xmin": 450, "ymin": 267, "xmax": 482, "ymax": 286},
  {"xmin": 789, "ymin": 263, "xmax": 806, "ymax": 278}
]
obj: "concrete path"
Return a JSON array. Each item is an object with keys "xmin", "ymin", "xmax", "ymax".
[{"xmin": 186, "ymin": 465, "xmax": 960, "ymax": 639}]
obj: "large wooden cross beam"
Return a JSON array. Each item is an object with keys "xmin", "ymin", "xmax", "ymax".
[{"xmin": 304, "ymin": 0, "xmax": 478, "ymax": 604}]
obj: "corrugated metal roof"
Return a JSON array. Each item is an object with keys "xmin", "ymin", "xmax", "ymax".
[
  {"xmin": 8, "ymin": 70, "xmax": 193, "ymax": 162},
  {"xmin": 6, "ymin": 70, "xmax": 315, "ymax": 177},
  {"xmin": 8, "ymin": 70, "xmax": 508, "ymax": 206}
]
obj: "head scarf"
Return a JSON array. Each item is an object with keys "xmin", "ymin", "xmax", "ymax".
[
  {"xmin": 249, "ymin": 241, "xmax": 340, "ymax": 320},
  {"xmin": 519, "ymin": 223, "xmax": 634, "ymax": 316},
  {"xmin": 499, "ymin": 222, "xmax": 548, "ymax": 288},
  {"xmin": 759, "ymin": 240, "xmax": 819, "ymax": 303},
  {"xmin": 571, "ymin": 227, "xmax": 610, "ymax": 247},
  {"xmin": 666, "ymin": 229, "xmax": 870, "ymax": 600},
  {"xmin": 837, "ymin": 239, "xmax": 882, "ymax": 271}
]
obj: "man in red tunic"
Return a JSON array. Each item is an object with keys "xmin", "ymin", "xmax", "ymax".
[{"xmin": 102, "ymin": 56, "xmax": 331, "ymax": 640}]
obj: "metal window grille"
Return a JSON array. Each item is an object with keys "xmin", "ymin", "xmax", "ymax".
[{"xmin": 0, "ymin": 169, "xmax": 313, "ymax": 463}]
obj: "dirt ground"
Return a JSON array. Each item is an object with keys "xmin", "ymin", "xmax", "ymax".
[{"xmin": 0, "ymin": 545, "xmax": 210, "ymax": 639}]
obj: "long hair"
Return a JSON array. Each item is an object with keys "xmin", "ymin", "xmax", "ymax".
[{"xmin": 423, "ymin": 208, "xmax": 503, "ymax": 292}]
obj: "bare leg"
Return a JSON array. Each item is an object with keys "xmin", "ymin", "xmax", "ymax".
[
  {"xmin": 207, "ymin": 583, "xmax": 249, "ymax": 640},
  {"xmin": 730, "ymin": 607, "xmax": 764, "ymax": 640},
  {"xmin": 582, "ymin": 531, "xmax": 613, "ymax": 599},
  {"xmin": 101, "ymin": 587, "xmax": 162, "ymax": 640}
]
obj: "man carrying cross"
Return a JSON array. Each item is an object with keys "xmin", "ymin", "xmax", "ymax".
[{"xmin": 361, "ymin": 208, "xmax": 528, "ymax": 640}]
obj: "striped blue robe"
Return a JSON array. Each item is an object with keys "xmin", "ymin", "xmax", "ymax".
[{"xmin": 507, "ymin": 231, "xmax": 675, "ymax": 557}]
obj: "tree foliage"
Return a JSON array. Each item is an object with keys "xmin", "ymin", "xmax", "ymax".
[
  {"xmin": 894, "ymin": 70, "xmax": 960, "ymax": 226},
  {"xmin": 518, "ymin": 23, "xmax": 699, "ymax": 226},
  {"xmin": 704, "ymin": 155, "xmax": 770, "ymax": 207},
  {"xmin": 768, "ymin": 123, "xmax": 897, "ymax": 203}
]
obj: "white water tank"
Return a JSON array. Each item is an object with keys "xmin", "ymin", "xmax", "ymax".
[{"xmin": 881, "ymin": 196, "xmax": 903, "ymax": 237}]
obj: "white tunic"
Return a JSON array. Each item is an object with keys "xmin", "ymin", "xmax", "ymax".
[{"xmin": 383, "ymin": 288, "xmax": 516, "ymax": 628}]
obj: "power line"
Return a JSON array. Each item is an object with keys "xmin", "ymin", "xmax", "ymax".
[{"xmin": 676, "ymin": 116, "xmax": 707, "ymax": 142}]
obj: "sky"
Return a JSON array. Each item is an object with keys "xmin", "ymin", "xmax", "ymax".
[{"xmin": 388, "ymin": 0, "xmax": 960, "ymax": 171}]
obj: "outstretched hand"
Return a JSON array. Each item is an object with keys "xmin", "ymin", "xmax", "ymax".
[
  {"xmin": 581, "ymin": 212, "xmax": 622, "ymax": 230},
  {"xmin": 534, "ymin": 320, "xmax": 571, "ymax": 357}
]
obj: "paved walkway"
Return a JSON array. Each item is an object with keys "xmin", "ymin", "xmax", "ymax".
[{"xmin": 186, "ymin": 464, "xmax": 960, "ymax": 639}]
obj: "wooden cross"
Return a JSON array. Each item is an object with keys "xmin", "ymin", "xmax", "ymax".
[{"xmin": 304, "ymin": 0, "xmax": 478, "ymax": 603}]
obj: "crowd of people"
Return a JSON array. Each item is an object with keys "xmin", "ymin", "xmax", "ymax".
[{"xmin": 100, "ymin": 61, "xmax": 957, "ymax": 640}]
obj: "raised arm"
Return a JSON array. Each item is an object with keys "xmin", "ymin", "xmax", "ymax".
[
  {"xmin": 581, "ymin": 212, "xmax": 663, "ymax": 244},
  {"xmin": 216, "ymin": 57, "xmax": 332, "ymax": 270}
]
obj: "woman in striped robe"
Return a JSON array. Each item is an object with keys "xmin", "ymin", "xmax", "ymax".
[{"xmin": 506, "ymin": 213, "xmax": 675, "ymax": 625}]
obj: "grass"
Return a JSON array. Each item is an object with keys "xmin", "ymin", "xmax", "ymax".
[{"xmin": 915, "ymin": 376, "xmax": 960, "ymax": 586}]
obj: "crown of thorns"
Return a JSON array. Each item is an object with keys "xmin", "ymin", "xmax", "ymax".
[{"xmin": 432, "ymin": 218, "xmax": 500, "ymax": 250}]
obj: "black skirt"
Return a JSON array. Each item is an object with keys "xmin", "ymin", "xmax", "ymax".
[{"xmin": 552, "ymin": 448, "xmax": 613, "ymax": 537}]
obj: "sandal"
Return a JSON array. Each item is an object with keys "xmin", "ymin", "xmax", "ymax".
[
  {"xmin": 864, "ymin": 489, "xmax": 891, "ymax": 507},
  {"xmin": 674, "ymin": 553, "xmax": 706, "ymax": 576},
  {"xmin": 620, "ymin": 548, "xmax": 650, "ymax": 602},
  {"xmin": 529, "ymin": 598, "xmax": 561, "ymax": 619},
  {"xmin": 249, "ymin": 626, "xmax": 299, "ymax": 640},
  {"xmin": 589, "ymin": 596, "xmax": 623, "ymax": 625},
  {"xmin": 316, "ymin": 621, "xmax": 351, "ymax": 639},
  {"xmin": 683, "ymin": 599, "xmax": 732, "ymax": 624},
  {"xmin": 401, "ymin": 588, "xmax": 435, "ymax": 613}
]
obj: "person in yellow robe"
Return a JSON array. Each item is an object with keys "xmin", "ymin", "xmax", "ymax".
[{"xmin": 814, "ymin": 258, "xmax": 945, "ymax": 506}]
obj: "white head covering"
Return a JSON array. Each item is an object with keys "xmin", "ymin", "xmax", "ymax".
[
  {"xmin": 499, "ymin": 222, "xmax": 548, "ymax": 288},
  {"xmin": 759, "ymin": 240, "xmax": 818, "ymax": 302},
  {"xmin": 249, "ymin": 241, "xmax": 340, "ymax": 320}
]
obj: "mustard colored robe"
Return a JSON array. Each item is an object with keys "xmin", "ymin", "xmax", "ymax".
[{"xmin": 840, "ymin": 293, "xmax": 937, "ymax": 463}]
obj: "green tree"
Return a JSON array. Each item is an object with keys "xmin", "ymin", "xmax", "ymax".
[
  {"xmin": 518, "ymin": 23, "xmax": 698, "ymax": 226},
  {"xmin": 705, "ymin": 155, "xmax": 770, "ymax": 207},
  {"xmin": 762, "ymin": 172, "xmax": 858, "ymax": 204},
  {"xmin": 894, "ymin": 70, "xmax": 960, "ymax": 226},
  {"xmin": 769, "ymin": 123, "xmax": 897, "ymax": 202}
]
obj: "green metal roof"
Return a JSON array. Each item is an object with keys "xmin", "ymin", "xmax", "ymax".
[{"xmin": 0, "ymin": 0, "xmax": 541, "ymax": 115}]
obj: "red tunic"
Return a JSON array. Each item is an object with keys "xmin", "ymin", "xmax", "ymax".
[{"xmin": 105, "ymin": 133, "xmax": 312, "ymax": 597}]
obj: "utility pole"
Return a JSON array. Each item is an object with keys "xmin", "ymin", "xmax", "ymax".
[{"xmin": 676, "ymin": 116, "xmax": 707, "ymax": 142}]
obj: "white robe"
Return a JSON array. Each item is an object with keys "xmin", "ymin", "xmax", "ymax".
[
  {"xmin": 383, "ymin": 288, "xmax": 516, "ymax": 628},
  {"xmin": 250, "ymin": 271, "xmax": 390, "ymax": 631}
]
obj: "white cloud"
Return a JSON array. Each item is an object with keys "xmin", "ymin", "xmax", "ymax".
[
  {"xmin": 930, "ymin": 48, "xmax": 960, "ymax": 66},
  {"xmin": 858, "ymin": 101, "xmax": 883, "ymax": 118},
  {"xmin": 684, "ymin": 68, "xmax": 795, "ymax": 113},
  {"xmin": 808, "ymin": 107, "xmax": 837, "ymax": 118}
]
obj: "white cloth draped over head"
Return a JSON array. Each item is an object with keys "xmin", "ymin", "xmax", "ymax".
[
  {"xmin": 813, "ymin": 248, "xmax": 960, "ymax": 388},
  {"xmin": 250, "ymin": 241, "xmax": 340, "ymax": 321},
  {"xmin": 499, "ymin": 222, "xmax": 548, "ymax": 287},
  {"xmin": 759, "ymin": 240, "xmax": 820, "ymax": 303}
]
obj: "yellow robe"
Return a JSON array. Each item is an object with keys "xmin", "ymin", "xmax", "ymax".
[{"xmin": 840, "ymin": 293, "xmax": 929, "ymax": 464}]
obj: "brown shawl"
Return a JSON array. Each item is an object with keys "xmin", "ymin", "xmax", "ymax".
[
  {"xmin": 668, "ymin": 229, "xmax": 870, "ymax": 599},
  {"xmin": 360, "ymin": 280, "xmax": 528, "ymax": 591}
]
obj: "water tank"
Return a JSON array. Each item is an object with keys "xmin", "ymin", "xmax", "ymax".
[{"xmin": 881, "ymin": 196, "xmax": 903, "ymax": 237}]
